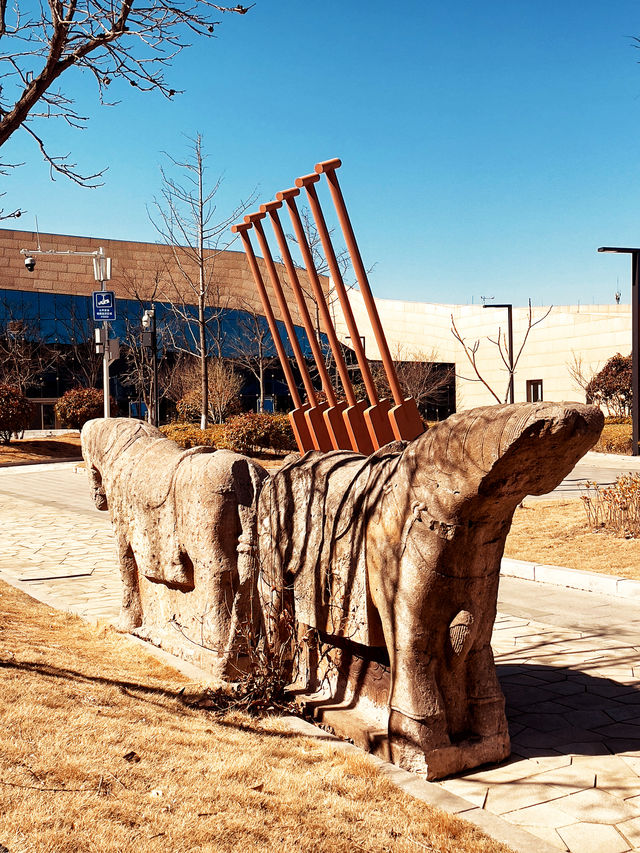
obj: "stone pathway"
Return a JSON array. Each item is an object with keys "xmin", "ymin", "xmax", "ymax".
[
  {"xmin": 1, "ymin": 463, "xmax": 640, "ymax": 852},
  {"xmin": 440, "ymin": 612, "xmax": 640, "ymax": 852}
]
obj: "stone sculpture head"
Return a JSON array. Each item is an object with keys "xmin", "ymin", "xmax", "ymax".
[{"xmin": 81, "ymin": 418, "xmax": 161, "ymax": 511}]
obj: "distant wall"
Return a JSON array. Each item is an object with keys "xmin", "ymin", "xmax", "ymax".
[{"xmin": 332, "ymin": 290, "xmax": 631, "ymax": 411}]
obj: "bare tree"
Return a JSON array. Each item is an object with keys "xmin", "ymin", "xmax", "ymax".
[
  {"xmin": 150, "ymin": 134, "xmax": 256, "ymax": 428},
  {"xmin": 389, "ymin": 345, "xmax": 454, "ymax": 415},
  {"xmin": 0, "ymin": 300, "xmax": 57, "ymax": 392},
  {"xmin": 567, "ymin": 351, "xmax": 595, "ymax": 398},
  {"xmin": 0, "ymin": 1, "xmax": 251, "ymax": 184},
  {"xmin": 229, "ymin": 300, "xmax": 277, "ymax": 412},
  {"xmin": 162, "ymin": 353, "xmax": 241, "ymax": 423},
  {"xmin": 451, "ymin": 300, "xmax": 552, "ymax": 404}
]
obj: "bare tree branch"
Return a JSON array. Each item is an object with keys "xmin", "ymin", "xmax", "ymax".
[
  {"xmin": 150, "ymin": 133, "xmax": 257, "ymax": 427},
  {"xmin": 451, "ymin": 300, "xmax": 552, "ymax": 404},
  {"xmin": 0, "ymin": 0, "xmax": 252, "ymax": 184}
]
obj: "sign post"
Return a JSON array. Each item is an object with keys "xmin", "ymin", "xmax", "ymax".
[{"xmin": 91, "ymin": 251, "xmax": 114, "ymax": 418}]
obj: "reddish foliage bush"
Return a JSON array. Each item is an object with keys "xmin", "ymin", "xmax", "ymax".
[
  {"xmin": 55, "ymin": 387, "xmax": 115, "ymax": 429},
  {"xmin": 586, "ymin": 353, "xmax": 632, "ymax": 417},
  {"xmin": 0, "ymin": 384, "xmax": 34, "ymax": 444}
]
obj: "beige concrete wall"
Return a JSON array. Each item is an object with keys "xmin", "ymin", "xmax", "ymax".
[{"xmin": 331, "ymin": 288, "xmax": 631, "ymax": 410}]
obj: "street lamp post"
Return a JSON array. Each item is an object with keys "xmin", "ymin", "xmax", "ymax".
[
  {"xmin": 141, "ymin": 307, "xmax": 158, "ymax": 427},
  {"xmin": 483, "ymin": 302, "xmax": 514, "ymax": 404},
  {"xmin": 597, "ymin": 247, "xmax": 639, "ymax": 456}
]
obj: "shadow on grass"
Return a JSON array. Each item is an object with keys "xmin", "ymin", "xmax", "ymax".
[{"xmin": 0, "ymin": 655, "xmax": 311, "ymax": 739}]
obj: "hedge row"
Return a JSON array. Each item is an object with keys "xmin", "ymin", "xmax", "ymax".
[
  {"xmin": 593, "ymin": 422, "xmax": 635, "ymax": 456},
  {"xmin": 160, "ymin": 412, "xmax": 297, "ymax": 454}
]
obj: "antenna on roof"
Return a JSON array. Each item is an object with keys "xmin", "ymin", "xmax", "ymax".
[{"xmin": 34, "ymin": 216, "xmax": 41, "ymax": 251}]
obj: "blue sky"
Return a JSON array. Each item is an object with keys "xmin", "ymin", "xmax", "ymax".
[{"xmin": 4, "ymin": 0, "xmax": 640, "ymax": 306}]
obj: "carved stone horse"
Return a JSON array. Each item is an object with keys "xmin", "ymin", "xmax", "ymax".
[
  {"xmin": 257, "ymin": 402, "xmax": 603, "ymax": 778},
  {"xmin": 82, "ymin": 418, "xmax": 268, "ymax": 679}
]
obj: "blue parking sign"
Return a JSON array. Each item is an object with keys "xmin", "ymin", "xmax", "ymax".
[{"xmin": 93, "ymin": 290, "xmax": 116, "ymax": 322}]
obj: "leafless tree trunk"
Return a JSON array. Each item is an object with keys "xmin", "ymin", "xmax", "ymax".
[
  {"xmin": 150, "ymin": 134, "xmax": 256, "ymax": 428},
  {"xmin": 229, "ymin": 300, "xmax": 277, "ymax": 412},
  {"xmin": 451, "ymin": 300, "xmax": 552, "ymax": 404},
  {"xmin": 0, "ymin": 1, "xmax": 251, "ymax": 184}
]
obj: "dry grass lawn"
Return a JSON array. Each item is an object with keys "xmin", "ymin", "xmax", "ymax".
[
  {"xmin": 0, "ymin": 434, "xmax": 82, "ymax": 466},
  {"xmin": 505, "ymin": 498, "xmax": 640, "ymax": 580},
  {"xmin": 0, "ymin": 580, "xmax": 512, "ymax": 853}
]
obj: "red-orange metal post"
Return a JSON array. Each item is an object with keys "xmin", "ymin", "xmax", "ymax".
[
  {"xmin": 296, "ymin": 172, "xmax": 395, "ymax": 449},
  {"xmin": 314, "ymin": 158, "xmax": 424, "ymax": 443},
  {"xmin": 231, "ymin": 221, "xmax": 313, "ymax": 454},
  {"xmin": 277, "ymin": 187, "xmax": 373, "ymax": 454},
  {"xmin": 244, "ymin": 210, "xmax": 332, "ymax": 453},
  {"xmin": 260, "ymin": 199, "xmax": 351, "ymax": 451}
]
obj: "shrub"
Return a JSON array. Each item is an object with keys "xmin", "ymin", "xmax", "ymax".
[
  {"xmin": 219, "ymin": 412, "xmax": 296, "ymax": 454},
  {"xmin": 586, "ymin": 353, "xmax": 632, "ymax": 417},
  {"xmin": 593, "ymin": 423, "xmax": 634, "ymax": 456},
  {"xmin": 0, "ymin": 384, "xmax": 34, "ymax": 444},
  {"xmin": 582, "ymin": 473, "xmax": 640, "ymax": 537},
  {"xmin": 159, "ymin": 423, "xmax": 223, "ymax": 449},
  {"xmin": 55, "ymin": 387, "xmax": 115, "ymax": 429}
]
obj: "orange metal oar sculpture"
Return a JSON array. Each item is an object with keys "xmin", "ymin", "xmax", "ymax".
[
  {"xmin": 260, "ymin": 198, "xmax": 353, "ymax": 451},
  {"xmin": 276, "ymin": 187, "xmax": 374, "ymax": 453},
  {"xmin": 296, "ymin": 172, "xmax": 396, "ymax": 450},
  {"xmin": 314, "ymin": 158, "xmax": 425, "ymax": 443},
  {"xmin": 230, "ymin": 221, "xmax": 314, "ymax": 454},
  {"xmin": 243, "ymin": 211, "xmax": 333, "ymax": 453}
]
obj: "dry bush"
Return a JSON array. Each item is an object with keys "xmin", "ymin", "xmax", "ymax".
[{"xmin": 581, "ymin": 474, "xmax": 640, "ymax": 538}]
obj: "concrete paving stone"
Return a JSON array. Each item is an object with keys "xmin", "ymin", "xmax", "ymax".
[
  {"xmin": 556, "ymin": 822, "xmax": 631, "ymax": 853},
  {"xmin": 564, "ymin": 709, "xmax": 618, "ymax": 730},
  {"xmin": 547, "ymin": 682, "xmax": 587, "ymax": 697},
  {"xmin": 515, "ymin": 727, "xmax": 607, "ymax": 750},
  {"xmin": 459, "ymin": 755, "xmax": 572, "ymax": 787},
  {"xmin": 513, "ymin": 714, "xmax": 573, "ymax": 733},
  {"xmin": 554, "ymin": 788, "xmax": 640, "ymax": 824},
  {"xmin": 438, "ymin": 778, "xmax": 488, "ymax": 807},
  {"xmin": 516, "ymin": 824, "xmax": 570, "ymax": 850},
  {"xmin": 545, "ymin": 741, "xmax": 613, "ymax": 758},
  {"xmin": 485, "ymin": 781, "xmax": 567, "ymax": 815},
  {"xmin": 606, "ymin": 703, "xmax": 640, "ymax": 723},
  {"xmin": 595, "ymin": 724, "xmax": 640, "ymax": 740},
  {"xmin": 616, "ymin": 817, "xmax": 640, "ymax": 848},
  {"xmin": 572, "ymin": 754, "xmax": 640, "ymax": 777},
  {"xmin": 526, "ymin": 764, "xmax": 597, "ymax": 794},
  {"xmin": 595, "ymin": 773, "xmax": 640, "ymax": 801},
  {"xmin": 504, "ymin": 686, "xmax": 558, "ymax": 708},
  {"xmin": 503, "ymin": 800, "xmax": 580, "ymax": 829}
]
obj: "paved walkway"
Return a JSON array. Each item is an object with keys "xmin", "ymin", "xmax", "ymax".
[{"xmin": 1, "ymin": 463, "xmax": 640, "ymax": 852}]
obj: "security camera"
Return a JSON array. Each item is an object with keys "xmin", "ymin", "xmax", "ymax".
[{"xmin": 24, "ymin": 256, "xmax": 35, "ymax": 272}]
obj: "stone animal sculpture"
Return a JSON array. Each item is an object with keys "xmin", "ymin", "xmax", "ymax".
[
  {"xmin": 82, "ymin": 418, "xmax": 268, "ymax": 679},
  {"xmin": 257, "ymin": 402, "xmax": 603, "ymax": 779}
]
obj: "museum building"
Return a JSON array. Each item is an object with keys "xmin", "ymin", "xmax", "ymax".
[{"xmin": 0, "ymin": 227, "xmax": 631, "ymax": 426}]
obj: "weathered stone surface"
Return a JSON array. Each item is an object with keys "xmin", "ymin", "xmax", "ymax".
[
  {"xmin": 81, "ymin": 418, "xmax": 268, "ymax": 679},
  {"xmin": 257, "ymin": 402, "xmax": 603, "ymax": 779}
]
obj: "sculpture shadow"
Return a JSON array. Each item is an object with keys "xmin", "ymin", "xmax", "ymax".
[{"xmin": 497, "ymin": 659, "xmax": 640, "ymax": 760}]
